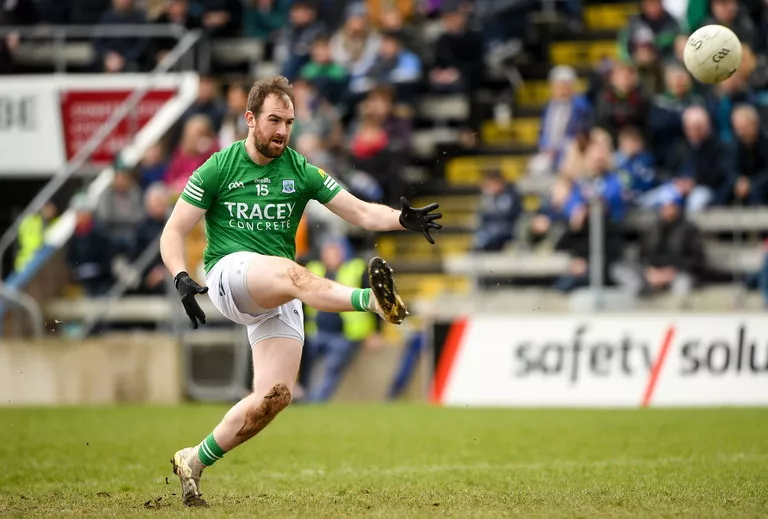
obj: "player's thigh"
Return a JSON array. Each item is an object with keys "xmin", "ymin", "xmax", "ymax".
[
  {"xmin": 247, "ymin": 299, "xmax": 305, "ymax": 395},
  {"xmin": 244, "ymin": 254, "xmax": 311, "ymax": 309}
]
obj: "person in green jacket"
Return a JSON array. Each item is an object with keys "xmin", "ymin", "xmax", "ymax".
[
  {"xmin": 14, "ymin": 201, "xmax": 58, "ymax": 273},
  {"xmin": 301, "ymin": 236, "xmax": 383, "ymax": 402}
]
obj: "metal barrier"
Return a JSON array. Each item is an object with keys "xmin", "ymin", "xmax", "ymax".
[{"xmin": 0, "ymin": 28, "xmax": 204, "ymax": 338}]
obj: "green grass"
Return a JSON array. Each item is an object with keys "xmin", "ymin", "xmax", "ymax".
[{"xmin": 1, "ymin": 405, "xmax": 767, "ymax": 518}]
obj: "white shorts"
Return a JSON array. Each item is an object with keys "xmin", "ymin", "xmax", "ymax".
[{"xmin": 204, "ymin": 251, "xmax": 304, "ymax": 346}]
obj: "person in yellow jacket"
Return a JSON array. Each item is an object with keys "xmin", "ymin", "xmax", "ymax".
[
  {"xmin": 301, "ymin": 236, "xmax": 384, "ymax": 402},
  {"xmin": 14, "ymin": 201, "xmax": 58, "ymax": 273}
]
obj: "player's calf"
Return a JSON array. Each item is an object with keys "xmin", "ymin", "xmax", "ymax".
[{"xmin": 236, "ymin": 383, "xmax": 292, "ymax": 442}]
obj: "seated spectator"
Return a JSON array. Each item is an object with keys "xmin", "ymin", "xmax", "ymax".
[
  {"xmin": 14, "ymin": 201, "xmax": 57, "ymax": 274},
  {"xmin": 729, "ymin": 104, "xmax": 768, "ymax": 206},
  {"xmin": 164, "ymin": 114, "xmax": 218, "ymax": 194},
  {"xmin": 631, "ymin": 27, "xmax": 665, "ymax": 95},
  {"xmin": 615, "ymin": 189, "xmax": 704, "ymax": 298},
  {"xmin": 642, "ymin": 106, "xmax": 733, "ymax": 212},
  {"xmin": 129, "ymin": 182, "xmax": 171, "ymax": 295},
  {"xmin": 472, "ymin": 170, "xmax": 521, "ymax": 252},
  {"xmin": 300, "ymin": 237, "xmax": 383, "ymax": 403},
  {"xmin": 219, "ymin": 80, "xmax": 250, "ymax": 148},
  {"xmin": 242, "ymin": 0, "xmax": 290, "ymax": 40},
  {"xmin": 429, "ymin": 3, "xmax": 484, "ymax": 96},
  {"xmin": 276, "ymin": 0, "xmax": 325, "ymax": 81},
  {"xmin": 361, "ymin": 31, "xmax": 421, "ymax": 103},
  {"xmin": 175, "ymin": 75, "xmax": 227, "ymax": 143},
  {"xmin": 595, "ymin": 61, "xmax": 650, "ymax": 146},
  {"xmin": 0, "ymin": 0, "xmax": 37, "ymax": 75},
  {"xmin": 151, "ymin": 0, "xmax": 202, "ymax": 64},
  {"xmin": 559, "ymin": 126, "xmax": 613, "ymax": 181},
  {"xmin": 616, "ymin": 126, "xmax": 657, "ymax": 204},
  {"xmin": 649, "ymin": 63, "xmax": 705, "ymax": 160},
  {"xmin": 199, "ymin": 0, "xmax": 241, "ymax": 38},
  {"xmin": 377, "ymin": 8, "xmax": 427, "ymax": 63},
  {"xmin": 332, "ymin": 3, "xmax": 382, "ymax": 101},
  {"xmin": 93, "ymin": 0, "xmax": 148, "ymax": 73},
  {"xmin": 137, "ymin": 142, "xmax": 169, "ymax": 190},
  {"xmin": 300, "ymin": 34, "xmax": 349, "ymax": 107},
  {"xmin": 618, "ymin": 0, "xmax": 680, "ymax": 63},
  {"xmin": 529, "ymin": 65, "xmax": 592, "ymax": 176},
  {"xmin": 67, "ymin": 194, "xmax": 114, "ymax": 298},
  {"xmin": 96, "ymin": 168, "xmax": 144, "ymax": 256},
  {"xmin": 705, "ymin": 70, "xmax": 757, "ymax": 145},
  {"xmin": 291, "ymin": 79, "xmax": 343, "ymax": 154}
]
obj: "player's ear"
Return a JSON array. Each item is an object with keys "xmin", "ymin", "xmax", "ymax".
[{"xmin": 245, "ymin": 111, "xmax": 256, "ymax": 128}]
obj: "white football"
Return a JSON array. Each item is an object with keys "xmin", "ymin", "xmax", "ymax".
[{"xmin": 683, "ymin": 24, "xmax": 742, "ymax": 84}]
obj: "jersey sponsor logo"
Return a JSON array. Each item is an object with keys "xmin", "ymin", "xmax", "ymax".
[
  {"xmin": 228, "ymin": 181, "xmax": 245, "ymax": 190},
  {"xmin": 224, "ymin": 201, "xmax": 295, "ymax": 231},
  {"xmin": 323, "ymin": 175, "xmax": 339, "ymax": 191},
  {"xmin": 183, "ymin": 180, "xmax": 204, "ymax": 202},
  {"xmin": 282, "ymin": 179, "xmax": 296, "ymax": 194}
]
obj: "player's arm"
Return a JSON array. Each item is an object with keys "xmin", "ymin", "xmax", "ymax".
[
  {"xmin": 160, "ymin": 198, "xmax": 206, "ymax": 278},
  {"xmin": 324, "ymin": 190, "xmax": 443, "ymax": 244}
]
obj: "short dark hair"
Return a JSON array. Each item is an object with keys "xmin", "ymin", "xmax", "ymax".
[{"xmin": 246, "ymin": 76, "xmax": 295, "ymax": 116}]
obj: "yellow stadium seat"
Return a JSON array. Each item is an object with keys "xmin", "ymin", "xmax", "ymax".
[
  {"xmin": 482, "ymin": 118, "xmax": 541, "ymax": 147},
  {"xmin": 514, "ymin": 78, "xmax": 588, "ymax": 107},
  {"xmin": 550, "ymin": 41, "xmax": 617, "ymax": 67},
  {"xmin": 445, "ymin": 156, "xmax": 529, "ymax": 186},
  {"xmin": 584, "ymin": 3, "xmax": 638, "ymax": 31}
]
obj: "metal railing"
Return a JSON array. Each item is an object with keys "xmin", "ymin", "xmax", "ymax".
[
  {"xmin": 0, "ymin": 28, "xmax": 204, "ymax": 339},
  {"xmin": 0, "ymin": 24, "xmax": 190, "ymax": 73}
]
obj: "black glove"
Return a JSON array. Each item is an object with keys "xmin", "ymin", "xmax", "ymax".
[
  {"xmin": 174, "ymin": 271, "xmax": 208, "ymax": 329},
  {"xmin": 399, "ymin": 196, "xmax": 443, "ymax": 245}
]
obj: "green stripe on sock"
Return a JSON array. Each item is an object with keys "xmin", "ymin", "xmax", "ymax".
[
  {"xmin": 197, "ymin": 433, "xmax": 226, "ymax": 466},
  {"xmin": 351, "ymin": 289, "xmax": 370, "ymax": 312},
  {"xmin": 362, "ymin": 288, "xmax": 371, "ymax": 310}
]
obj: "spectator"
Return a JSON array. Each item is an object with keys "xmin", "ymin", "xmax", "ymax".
[
  {"xmin": 242, "ymin": 0, "xmax": 290, "ymax": 40},
  {"xmin": 595, "ymin": 61, "xmax": 650, "ymax": 146},
  {"xmin": 619, "ymin": 0, "xmax": 680, "ymax": 63},
  {"xmin": 291, "ymin": 79, "xmax": 343, "ymax": 154},
  {"xmin": 151, "ymin": 0, "xmax": 203, "ymax": 65},
  {"xmin": 96, "ymin": 168, "xmax": 144, "ymax": 256},
  {"xmin": 729, "ymin": 104, "xmax": 768, "ymax": 206},
  {"xmin": 14, "ymin": 201, "xmax": 57, "ymax": 274},
  {"xmin": 649, "ymin": 63, "xmax": 705, "ymax": 161},
  {"xmin": 332, "ymin": 3, "xmax": 382, "ymax": 100},
  {"xmin": 129, "ymin": 182, "xmax": 171, "ymax": 295},
  {"xmin": 529, "ymin": 65, "xmax": 592, "ymax": 176},
  {"xmin": 616, "ymin": 126, "xmax": 657, "ymax": 204},
  {"xmin": 67, "ymin": 194, "xmax": 115, "ymax": 298},
  {"xmin": 164, "ymin": 114, "xmax": 218, "ymax": 194},
  {"xmin": 199, "ymin": 0, "xmax": 241, "ymax": 38},
  {"xmin": 643, "ymin": 106, "xmax": 733, "ymax": 212},
  {"xmin": 705, "ymin": 70, "xmax": 757, "ymax": 145},
  {"xmin": 361, "ymin": 31, "xmax": 422, "ymax": 103},
  {"xmin": 615, "ymin": 189, "xmax": 704, "ymax": 298},
  {"xmin": 473, "ymin": 170, "xmax": 522, "ymax": 252},
  {"xmin": 219, "ymin": 80, "xmax": 250, "ymax": 148},
  {"xmin": 301, "ymin": 237, "xmax": 383, "ymax": 402},
  {"xmin": 93, "ymin": 0, "xmax": 149, "ymax": 73},
  {"xmin": 559, "ymin": 126, "xmax": 613, "ymax": 181},
  {"xmin": 300, "ymin": 33, "xmax": 349, "ymax": 107},
  {"xmin": 366, "ymin": 0, "xmax": 415, "ymax": 28},
  {"xmin": 276, "ymin": 0, "xmax": 325, "ymax": 81},
  {"xmin": 178, "ymin": 75, "xmax": 227, "ymax": 139},
  {"xmin": 377, "ymin": 8, "xmax": 427, "ymax": 63},
  {"xmin": 0, "ymin": 0, "xmax": 37, "ymax": 75},
  {"xmin": 631, "ymin": 26, "xmax": 666, "ymax": 95},
  {"xmin": 137, "ymin": 142, "xmax": 169, "ymax": 190}
]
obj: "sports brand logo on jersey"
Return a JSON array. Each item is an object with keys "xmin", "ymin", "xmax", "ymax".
[{"xmin": 282, "ymin": 179, "xmax": 296, "ymax": 194}]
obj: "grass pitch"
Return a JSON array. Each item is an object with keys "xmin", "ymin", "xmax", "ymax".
[{"xmin": 1, "ymin": 404, "xmax": 767, "ymax": 518}]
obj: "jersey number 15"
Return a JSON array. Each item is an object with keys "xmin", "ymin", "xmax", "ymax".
[{"xmin": 256, "ymin": 185, "xmax": 269, "ymax": 196}]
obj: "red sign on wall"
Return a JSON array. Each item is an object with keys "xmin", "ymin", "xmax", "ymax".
[{"xmin": 59, "ymin": 89, "xmax": 177, "ymax": 164}]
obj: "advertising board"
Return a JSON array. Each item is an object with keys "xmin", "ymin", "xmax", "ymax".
[{"xmin": 433, "ymin": 315, "xmax": 768, "ymax": 407}]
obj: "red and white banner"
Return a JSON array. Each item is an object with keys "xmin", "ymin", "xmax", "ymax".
[
  {"xmin": 432, "ymin": 315, "xmax": 768, "ymax": 407},
  {"xmin": 0, "ymin": 74, "xmax": 190, "ymax": 176}
]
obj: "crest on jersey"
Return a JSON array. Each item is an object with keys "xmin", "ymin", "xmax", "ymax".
[{"xmin": 282, "ymin": 179, "xmax": 296, "ymax": 193}]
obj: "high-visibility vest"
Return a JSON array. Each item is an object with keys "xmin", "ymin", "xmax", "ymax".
[
  {"xmin": 14, "ymin": 214, "xmax": 49, "ymax": 273},
  {"xmin": 305, "ymin": 258, "xmax": 377, "ymax": 341}
]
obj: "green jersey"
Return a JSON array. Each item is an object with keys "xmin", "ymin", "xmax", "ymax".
[{"xmin": 179, "ymin": 141, "xmax": 343, "ymax": 273}]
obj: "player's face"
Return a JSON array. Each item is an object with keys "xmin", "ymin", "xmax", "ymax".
[{"xmin": 251, "ymin": 94, "xmax": 295, "ymax": 159}]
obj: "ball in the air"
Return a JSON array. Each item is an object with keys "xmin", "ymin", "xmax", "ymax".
[{"xmin": 683, "ymin": 24, "xmax": 742, "ymax": 84}]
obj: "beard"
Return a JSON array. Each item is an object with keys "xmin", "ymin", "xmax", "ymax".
[{"xmin": 252, "ymin": 126, "xmax": 288, "ymax": 159}]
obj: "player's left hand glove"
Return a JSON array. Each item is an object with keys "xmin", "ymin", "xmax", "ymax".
[{"xmin": 399, "ymin": 197, "xmax": 443, "ymax": 245}]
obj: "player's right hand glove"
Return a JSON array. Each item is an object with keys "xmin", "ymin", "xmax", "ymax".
[
  {"xmin": 399, "ymin": 197, "xmax": 443, "ymax": 245},
  {"xmin": 174, "ymin": 271, "xmax": 208, "ymax": 329}
]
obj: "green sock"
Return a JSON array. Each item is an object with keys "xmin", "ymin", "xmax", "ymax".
[
  {"xmin": 197, "ymin": 433, "xmax": 226, "ymax": 467},
  {"xmin": 351, "ymin": 288, "xmax": 373, "ymax": 312}
]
